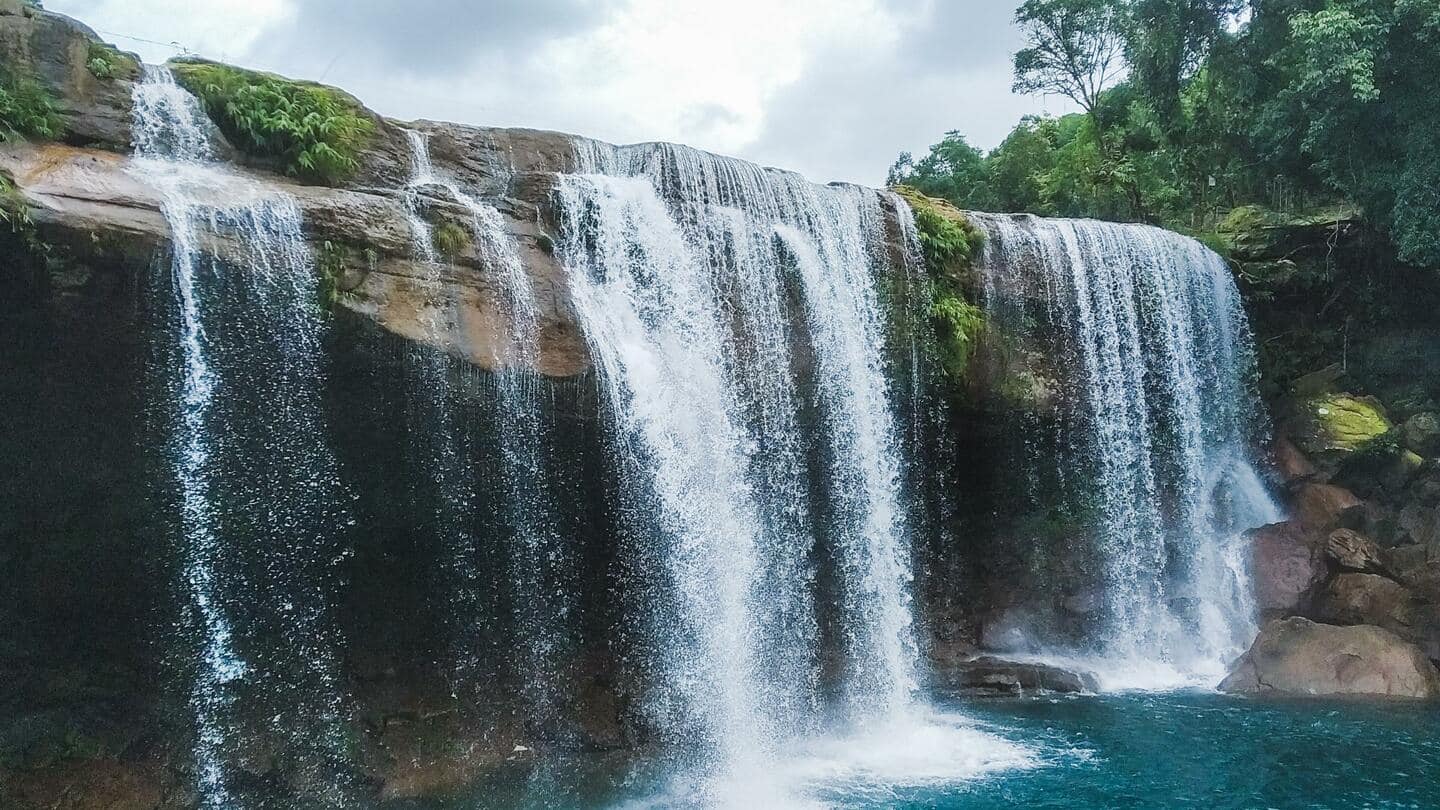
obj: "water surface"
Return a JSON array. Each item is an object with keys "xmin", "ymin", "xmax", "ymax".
[{"xmin": 416, "ymin": 692, "xmax": 1440, "ymax": 809}]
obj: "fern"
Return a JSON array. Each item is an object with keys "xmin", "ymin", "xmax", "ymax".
[
  {"xmin": 892, "ymin": 184, "xmax": 984, "ymax": 275},
  {"xmin": 170, "ymin": 61, "xmax": 375, "ymax": 185},
  {"xmin": 932, "ymin": 290, "xmax": 986, "ymax": 381},
  {"xmin": 0, "ymin": 68, "xmax": 64, "ymax": 142}
]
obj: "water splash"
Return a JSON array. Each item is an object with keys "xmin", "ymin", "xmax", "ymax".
[{"xmin": 972, "ymin": 213, "xmax": 1281, "ymax": 685}]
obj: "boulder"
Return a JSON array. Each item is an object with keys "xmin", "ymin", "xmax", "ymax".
[
  {"xmin": 1324, "ymin": 529, "xmax": 1387, "ymax": 574},
  {"xmin": 1292, "ymin": 482, "xmax": 1365, "ymax": 533},
  {"xmin": 1396, "ymin": 503, "xmax": 1440, "ymax": 547},
  {"xmin": 1401, "ymin": 412, "xmax": 1440, "ymax": 457},
  {"xmin": 936, "ymin": 656, "xmax": 1098, "ymax": 696},
  {"xmin": 1386, "ymin": 542, "xmax": 1440, "ymax": 599},
  {"xmin": 1220, "ymin": 618, "xmax": 1440, "ymax": 699},
  {"xmin": 1247, "ymin": 521, "xmax": 1325, "ymax": 614},
  {"xmin": 1312, "ymin": 573, "xmax": 1418, "ymax": 634},
  {"xmin": 0, "ymin": 6, "xmax": 141, "ymax": 150},
  {"xmin": 1290, "ymin": 393, "xmax": 1392, "ymax": 459},
  {"xmin": 1273, "ymin": 437, "xmax": 1318, "ymax": 487}
]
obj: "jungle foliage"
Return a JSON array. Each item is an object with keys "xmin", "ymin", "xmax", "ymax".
[
  {"xmin": 170, "ymin": 60, "xmax": 376, "ymax": 185},
  {"xmin": 889, "ymin": 0, "xmax": 1440, "ymax": 269}
]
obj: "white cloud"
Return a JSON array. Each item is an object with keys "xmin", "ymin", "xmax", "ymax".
[
  {"xmin": 48, "ymin": 0, "xmax": 1075, "ymax": 186},
  {"xmin": 49, "ymin": 0, "xmax": 287, "ymax": 65}
]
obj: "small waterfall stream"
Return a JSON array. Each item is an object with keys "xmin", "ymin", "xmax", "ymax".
[
  {"xmin": 131, "ymin": 67, "xmax": 356, "ymax": 807},
  {"xmin": 399, "ymin": 129, "xmax": 573, "ymax": 732},
  {"xmin": 972, "ymin": 214, "xmax": 1281, "ymax": 685}
]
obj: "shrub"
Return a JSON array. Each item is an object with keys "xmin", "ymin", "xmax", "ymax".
[
  {"xmin": 0, "ymin": 68, "xmax": 64, "ymax": 142},
  {"xmin": 932, "ymin": 288, "xmax": 986, "ymax": 381},
  {"xmin": 85, "ymin": 43, "xmax": 138, "ymax": 81},
  {"xmin": 893, "ymin": 184, "xmax": 984, "ymax": 275},
  {"xmin": 169, "ymin": 60, "xmax": 376, "ymax": 185}
]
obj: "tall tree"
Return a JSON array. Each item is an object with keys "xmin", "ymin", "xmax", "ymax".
[
  {"xmin": 1124, "ymin": 0, "xmax": 1245, "ymax": 131},
  {"xmin": 1012, "ymin": 0, "xmax": 1128, "ymax": 139}
]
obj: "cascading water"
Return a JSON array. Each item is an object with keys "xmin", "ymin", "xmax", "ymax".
[
  {"xmin": 971, "ymin": 213, "xmax": 1282, "ymax": 686},
  {"xmin": 131, "ymin": 66, "xmax": 356, "ymax": 807},
  {"xmin": 552, "ymin": 141, "xmax": 1028, "ymax": 803},
  {"xmin": 400, "ymin": 129, "xmax": 572, "ymax": 735}
]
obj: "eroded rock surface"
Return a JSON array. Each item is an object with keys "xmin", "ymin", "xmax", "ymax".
[{"xmin": 1248, "ymin": 521, "xmax": 1326, "ymax": 615}]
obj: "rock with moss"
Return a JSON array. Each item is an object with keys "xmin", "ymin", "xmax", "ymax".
[
  {"xmin": 431, "ymin": 219, "xmax": 471, "ymax": 260},
  {"xmin": 1291, "ymin": 393, "xmax": 1392, "ymax": 458},
  {"xmin": 1217, "ymin": 204, "xmax": 1364, "ymax": 263},
  {"xmin": 892, "ymin": 184, "xmax": 983, "ymax": 276}
]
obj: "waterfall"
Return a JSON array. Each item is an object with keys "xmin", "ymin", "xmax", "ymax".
[
  {"xmin": 552, "ymin": 140, "xmax": 922, "ymax": 798},
  {"xmin": 972, "ymin": 213, "xmax": 1281, "ymax": 685},
  {"xmin": 131, "ymin": 66, "xmax": 356, "ymax": 807},
  {"xmin": 400, "ymin": 129, "xmax": 572, "ymax": 735}
]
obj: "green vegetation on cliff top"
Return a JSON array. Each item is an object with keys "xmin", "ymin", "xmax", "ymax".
[
  {"xmin": 893, "ymin": 185, "xmax": 987, "ymax": 383},
  {"xmin": 169, "ymin": 59, "xmax": 376, "ymax": 185}
]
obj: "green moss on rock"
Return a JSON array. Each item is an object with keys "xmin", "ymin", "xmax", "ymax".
[
  {"xmin": 1295, "ymin": 393, "xmax": 1393, "ymax": 456},
  {"xmin": 169, "ymin": 59, "xmax": 376, "ymax": 185},
  {"xmin": 85, "ymin": 43, "xmax": 140, "ymax": 82}
]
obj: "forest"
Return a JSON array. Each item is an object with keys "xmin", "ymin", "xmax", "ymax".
[{"xmin": 889, "ymin": 0, "xmax": 1440, "ymax": 270}]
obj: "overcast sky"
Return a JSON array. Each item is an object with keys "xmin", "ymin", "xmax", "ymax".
[{"xmin": 50, "ymin": 0, "xmax": 1077, "ymax": 186}]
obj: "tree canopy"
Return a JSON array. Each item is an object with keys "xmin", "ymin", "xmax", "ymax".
[{"xmin": 890, "ymin": 0, "xmax": 1440, "ymax": 268}]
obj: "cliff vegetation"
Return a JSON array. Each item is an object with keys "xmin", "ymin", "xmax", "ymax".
[{"xmin": 170, "ymin": 59, "xmax": 376, "ymax": 184}]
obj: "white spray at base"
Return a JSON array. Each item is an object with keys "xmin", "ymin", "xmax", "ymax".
[
  {"xmin": 972, "ymin": 213, "xmax": 1282, "ymax": 690},
  {"xmin": 131, "ymin": 66, "xmax": 356, "ymax": 808},
  {"xmin": 554, "ymin": 141, "xmax": 1033, "ymax": 805}
]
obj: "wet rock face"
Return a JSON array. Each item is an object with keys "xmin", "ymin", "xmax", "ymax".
[
  {"xmin": 1220, "ymin": 618, "xmax": 1440, "ymax": 699},
  {"xmin": 0, "ymin": 137, "xmax": 590, "ymax": 377}
]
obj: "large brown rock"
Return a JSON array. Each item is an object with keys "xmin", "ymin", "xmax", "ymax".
[
  {"xmin": 0, "ymin": 5, "xmax": 141, "ymax": 150},
  {"xmin": 1220, "ymin": 617, "xmax": 1440, "ymax": 699},
  {"xmin": 1386, "ymin": 541, "xmax": 1440, "ymax": 598},
  {"xmin": 1312, "ymin": 573, "xmax": 1418, "ymax": 634},
  {"xmin": 1248, "ymin": 521, "xmax": 1325, "ymax": 615},
  {"xmin": 1292, "ymin": 482, "xmax": 1365, "ymax": 533}
]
